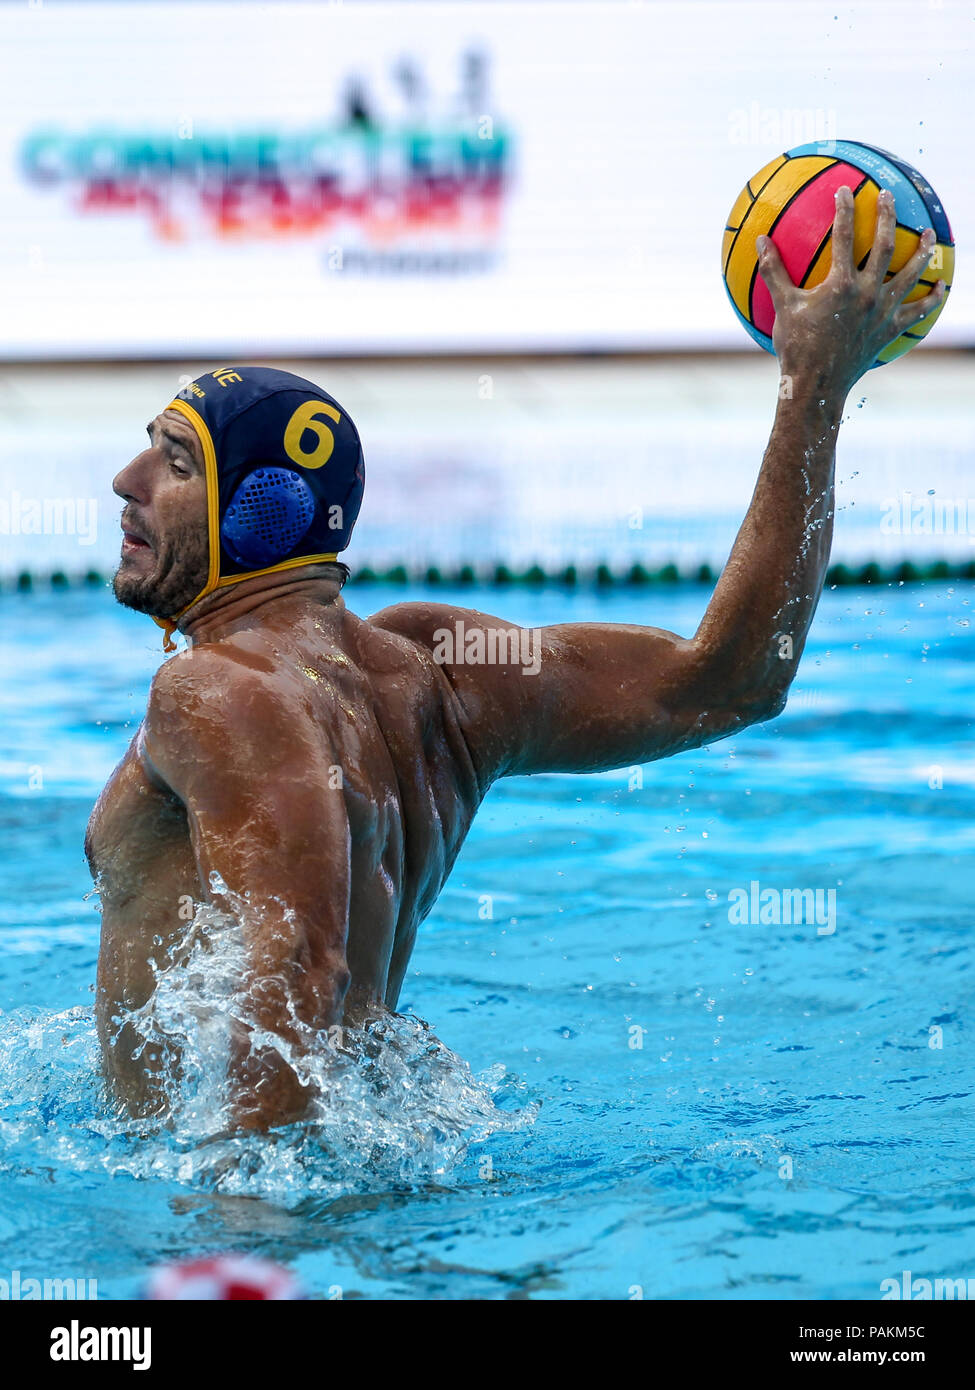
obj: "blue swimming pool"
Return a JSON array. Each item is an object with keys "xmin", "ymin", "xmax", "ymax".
[{"xmin": 0, "ymin": 579, "xmax": 972, "ymax": 1300}]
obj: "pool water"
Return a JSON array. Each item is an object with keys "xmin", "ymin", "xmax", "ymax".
[{"xmin": 0, "ymin": 580, "xmax": 972, "ymax": 1300}]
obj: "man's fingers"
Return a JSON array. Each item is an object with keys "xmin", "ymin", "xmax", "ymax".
[
  {"xmin": 891, "ymin": 278, "xmax": 945, "ymax": 334},
  {"xmin": 885, "ymin": 227, "xmax": 939, "ymax": 305},
  {"xmin": 830, "ymin": 185, "xmax": 856, "ymax": 278},
  {"xmin": 755, "ymin": 232, "xmax": 795, "ymax": 304},
  {"xmin": 864, "ymin": 189, "xmax": 897, "ymax": 285}
]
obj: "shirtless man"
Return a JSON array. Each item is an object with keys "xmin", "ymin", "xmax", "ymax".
[{"xmin": 86, "ymin": 190, "xmax": 944, "ymax": 1132}]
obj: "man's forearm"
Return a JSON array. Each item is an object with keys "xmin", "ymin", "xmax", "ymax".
[
  {"xmin": 692, "ymin": 377, "xmax": 844, "ymax": 713},
  {"xmin": 690, "ymin": 184, "xmax": 944, "ymax": 718}
]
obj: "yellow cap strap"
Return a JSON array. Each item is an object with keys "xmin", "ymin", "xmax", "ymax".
[{"xmin": 152, "ymin": 615, "xmax": 179, "ymax": 653}]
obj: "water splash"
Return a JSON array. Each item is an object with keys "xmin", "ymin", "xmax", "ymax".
[{"xmin": 0, "ymin": 894, "xmax": 537, "ymax": 1204}]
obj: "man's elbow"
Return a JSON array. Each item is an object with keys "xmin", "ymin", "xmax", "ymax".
[
  {"xmin": 675, "ymin": 641, "xmax": 792, "ymax": 738},
  {"xmin": 738, "ymin": 685, "xmax": 790, "ymax": 727}
]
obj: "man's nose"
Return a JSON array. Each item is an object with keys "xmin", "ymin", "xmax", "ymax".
[{"xmin": 113, "ymin": 448, "xmax": 152, "ymax": 502}]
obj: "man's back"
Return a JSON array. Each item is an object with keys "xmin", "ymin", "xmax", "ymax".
[{"xmin": 87, "ymin": 594, "xmax": 489, "ymax": 1118}]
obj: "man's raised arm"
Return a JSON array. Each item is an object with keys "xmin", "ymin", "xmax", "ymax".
[
  {"xmin": 141, "ymin": 648, "xmax": 352, "ymax": 1132},
  {"xmin": 688, "ymin": 186, "xmax": 944, "ymax": 742},
  {"xmin": 374, "ymin": 187, "xmax": 944, "ymax": 779}
]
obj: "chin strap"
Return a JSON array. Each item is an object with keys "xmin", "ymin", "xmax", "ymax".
[{"xmin": 152, "ymin": 615, "xmax": 179, "ymax": 653}]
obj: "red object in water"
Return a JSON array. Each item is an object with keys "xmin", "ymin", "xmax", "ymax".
[{"xmin": 144, "ymin": 1254, "xmax": 305, "ymax": 1300}]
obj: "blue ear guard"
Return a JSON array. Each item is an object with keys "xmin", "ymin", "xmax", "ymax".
[{"xmin": 221, "ymin": 468, "xmax": 316, "ymax": 570}]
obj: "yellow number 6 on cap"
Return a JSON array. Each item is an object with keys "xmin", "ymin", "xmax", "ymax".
[{"xmin": 283, "ymin": 400, "xmax": 341, "ymax": 470}]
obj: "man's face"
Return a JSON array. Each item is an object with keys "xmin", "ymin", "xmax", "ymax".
[{"xmin": 112, "ymin": 408, "xmax": 209, "ymax": 619}]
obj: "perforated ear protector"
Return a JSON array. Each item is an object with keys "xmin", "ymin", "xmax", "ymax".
[{"xmin": 221, "ymin": 468, "xmax": 316, "ymax": 570}]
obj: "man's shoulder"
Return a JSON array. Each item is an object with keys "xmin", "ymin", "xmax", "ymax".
[
  {"xmin": 146, "ymin": 636, "xmax": 310, "ymax": 741},
  {"xmin": 150, "ymin": 639, "xmax": 267, "ymax": 700},
  {"xmin": 143, "ymin": 637, "xmax": 339, "ymax": 794},
  {"xmin": 366, "ymin": 600, "xmax": 518, "ymax": 650}
]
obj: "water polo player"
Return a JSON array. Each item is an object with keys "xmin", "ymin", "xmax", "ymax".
[{"xmin": 88, "ymin": 192, "xmax": 944, "ymax": 1130}]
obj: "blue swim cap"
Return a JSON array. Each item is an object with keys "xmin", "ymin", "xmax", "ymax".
[{"xmin": 153, "ymin": 366, "xmax": 364, "ymax": 648}]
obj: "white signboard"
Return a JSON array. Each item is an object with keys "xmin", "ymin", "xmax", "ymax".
[{"xmin": 0, "ymin": 0, "xmax": 970, "ymax": 357}]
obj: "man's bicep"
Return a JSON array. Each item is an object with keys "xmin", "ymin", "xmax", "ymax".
[
  {"xmin": 505, "ymin": 621, "xmax": 713, "ymax": 774},
  {"xmin": 369, "ymin": 603, "xmax": 707, "ymax": 775}
]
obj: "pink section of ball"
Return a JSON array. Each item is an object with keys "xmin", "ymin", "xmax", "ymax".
[{"xmin": 751, "ymin": 162, "xmax": 867, "ymax": 337}]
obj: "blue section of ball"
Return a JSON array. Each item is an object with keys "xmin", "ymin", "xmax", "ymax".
[
  {"xmin": 221, "ymin": 467, "xmax": 316, "ymax": 569},
  {"xmin": 726, "ymin": 294, "xmax": 774, "ymax": 355}
]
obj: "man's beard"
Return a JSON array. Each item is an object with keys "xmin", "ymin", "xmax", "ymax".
[{"xmin": 112, "ymin": 521, "xmax": 209, "ymax": 620}]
